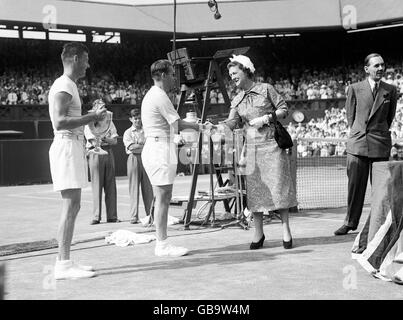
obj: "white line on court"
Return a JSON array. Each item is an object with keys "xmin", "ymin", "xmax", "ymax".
[
  {"xmin": 7, "ymin": 194, "xmax": 130, "ymax": 205},
  {"xmin": 293, "ymin": 216, "xmax": 343, "ymax": 223},
  {"xmin": 7, "ymin": 194, "xmax": 92, "ymax": 203},
  {"xmin": 2, "ymin": 187, "xmax": 93, "ymax": 195}
]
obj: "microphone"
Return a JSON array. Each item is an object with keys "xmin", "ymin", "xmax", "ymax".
[
  {"xmin": 207, "ymin": 0, "xmax": 222, "ymax": 19},
  {"xmin": 207, "ymin": 0, "xmax": 216, "ymax": 8}
]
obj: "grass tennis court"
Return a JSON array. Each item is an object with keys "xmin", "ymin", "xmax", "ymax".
[{"xmin": 0, "ymin": 156, "xmax": 372, "ymax": 247}]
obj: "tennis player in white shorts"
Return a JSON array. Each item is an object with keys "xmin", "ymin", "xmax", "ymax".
[
  {"xmin": 141, "ymin": 59, "xmax": 211, "ymax": 257},
  {"xmin": 48, "ymin": 42, "xmax": 106, "ymax": 280}
]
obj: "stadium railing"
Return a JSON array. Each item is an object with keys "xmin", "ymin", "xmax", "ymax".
[{"xmin": 0, "ymin": 98, "xmax": 346, "ymax": 121}]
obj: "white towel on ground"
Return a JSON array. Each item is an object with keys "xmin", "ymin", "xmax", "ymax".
[{"xmin": 105, "ymin": 230, "xmax": 156, "ymax": 247}]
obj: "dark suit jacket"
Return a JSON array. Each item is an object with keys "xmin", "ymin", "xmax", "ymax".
[{"xmin": 346, "ymin": 79, "xmax": 397, "ymax": 158}]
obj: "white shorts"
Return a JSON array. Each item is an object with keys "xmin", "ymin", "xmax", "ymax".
[
  {"xmin": 141, "ymin": 138, "xmax": 177, "ymax": 186},
  {"xmin": 49, "ymin": 135, "xmax": 89, "ymax": 192}
]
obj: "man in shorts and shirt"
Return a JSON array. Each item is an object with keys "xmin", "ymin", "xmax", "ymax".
[
  {"xmin": 141, "ymin": 59, "xmax": 211, "ymax": 257},
  {"xmin": 48, "ymin": 42, "xmax": 106, "ymax": 280}
]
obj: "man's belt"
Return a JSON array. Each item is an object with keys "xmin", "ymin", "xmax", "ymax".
[
  {"xmin": 146, "ymin": 136, "xmax": 170, "ymax": 142},
  {"xmin": 87, "ymin": 145, "xmax": 113, "ymax": 152},
  {"xmin": 100, "ymin": 145, "xmax": 113, "ymax": 150},
  {"xmin": 54, "ymin": 133, "xmax": 84, "ymax": 141}
]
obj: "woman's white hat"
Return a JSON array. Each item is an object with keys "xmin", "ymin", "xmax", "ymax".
[{"xmin": 229, "ymin": 54, "xmax": 255, "ymax": 73}]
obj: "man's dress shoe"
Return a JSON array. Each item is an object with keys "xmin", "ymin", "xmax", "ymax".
[{"xmin": 334, "ymin": 225, "xmax": 356, "ymax": 236}]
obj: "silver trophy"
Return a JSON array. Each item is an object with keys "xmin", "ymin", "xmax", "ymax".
[{"xmin": 87, "ymin": 99, "xmax": 113, "ymax": 155}]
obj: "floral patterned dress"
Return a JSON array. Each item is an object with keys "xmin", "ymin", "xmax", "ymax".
[{"xmin": 223, "ymin": 82, "xmax": 297, "ymax": 212}]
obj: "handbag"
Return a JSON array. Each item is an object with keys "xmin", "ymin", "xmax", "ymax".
[{"xmin": 270, "ymin": 111, "xmax": 293, "ymax": 149}]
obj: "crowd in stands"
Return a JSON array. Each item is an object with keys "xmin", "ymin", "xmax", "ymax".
[
  {"xmin": 256, "ymin": 63, "xmax": 403, "ymax": 101},
  {"xmin": 1, "ymin": 38, "xmax": 403, "ymax": 159},
  {"xmin": 291, "ymin": 107, "xmax": 350, "ymax": 157},
  {"xmin": 291, "ymin": 100, "xmax": 403, "ymax": 158},
  {"xmin": 0, "ymin": 71, "xmax": 153, "ymax": 106},
  {"xmin": 0, "ymin": 38, "xmax": 164, "ymax": 106},
  {"xmin": 3, "ymin": 63, "xmax": 403, "ymax": 106},
  {"xmin": 1, "ymin": 38, "xmax": 403, "ymax": 106}
]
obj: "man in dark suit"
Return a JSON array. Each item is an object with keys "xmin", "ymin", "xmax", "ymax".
[{"xmin": 334, "ymin": 53, "xmax": 397, "ymax": 236}]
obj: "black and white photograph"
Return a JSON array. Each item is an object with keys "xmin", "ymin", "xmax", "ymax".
[{"xmin": 0, "ymin": 0, "xmax": 403, "ymax": 307}]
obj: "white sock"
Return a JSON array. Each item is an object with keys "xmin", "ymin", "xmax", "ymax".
[
  {"xmin": 55, "ymin": 256, "xmax": 69, "ymax": 262},
  {"xmin": 55, "ymin": 259, "xmax": 72, "ymax": 268},
  {"xmin": 156, "ymin": 239, "xmax": 168, "ymax": 248}
]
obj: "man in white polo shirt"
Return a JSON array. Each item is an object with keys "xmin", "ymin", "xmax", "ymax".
[
  {"xmin": 141, "ymin": 59, "xmax": 211, "ymax": 257},
  {"xmin": 48, "ymin": 42, "xmax": 106, "ymax": 280}
]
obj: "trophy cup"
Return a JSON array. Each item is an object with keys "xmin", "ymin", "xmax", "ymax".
[{"xmin": 87, "ymin": 99, "xmax": 113, "ymax": 155}]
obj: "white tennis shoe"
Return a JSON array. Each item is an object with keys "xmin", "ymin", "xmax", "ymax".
[
  {"xmin": 56, "ymin": 257, "xmax": 94, "ymax": 271},
  {"xmin": 155, "ymin": 243, "xmax": 189, "ymax": 257},
  {"xmin": 54, "ymin": 259, "xmax": 96, "ymax": 280}
]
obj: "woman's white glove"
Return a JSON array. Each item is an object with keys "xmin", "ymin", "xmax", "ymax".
[
  {"xmin": 215, "ymin": 123, "xmax": 227, "ymax": 133},
  {"xmin": 238, "ymin": 155, "xmax": 247, "ymax": 167},
  {"xmin": 203, "ymin": 121, "xmax": 214, "ymax": 132},
  {"xmin": 249, "ymin": 114, "xmax": 270, "ymax": 129},
  {"xmin": 173, "ymin": 134, "xmax": 185, "ymax": 145}
]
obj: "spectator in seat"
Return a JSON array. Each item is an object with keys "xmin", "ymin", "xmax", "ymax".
[{"xmin": 6, "ymin": 90, "xmax": 18, "ymax": 105}]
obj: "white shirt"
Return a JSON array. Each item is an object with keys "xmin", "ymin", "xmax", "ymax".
[
  {"xmin": 7, "ymin": 92, "xmax": 17, "ymax": 104},
  {"xmin": 84, "ymin": 121, "xmax": 118, "ymax": 149},
  {"xmin": 48, "ymin": 74, "xmax": 83, "ymax": 136},
  {"xmin": 367, "ymin": 78, "xmax": 380, "ymax": 93},
  {"xmin": 115, "ymin": 89, "xmax": 126, "ymax": 99},
  {"xmin": 141, "ymin": 85, "xmax": 180, "ymax": 138},
  {"xmin": 21, "ymin": 91, "xmax": 29, "ymax": 103},
  {"xmin": 306, "ymin": 88, "xmax": 315, "ymax": 99},
  {"xmin": 123, "ymin": 126, "xmax": 145, "ymax": 155}
]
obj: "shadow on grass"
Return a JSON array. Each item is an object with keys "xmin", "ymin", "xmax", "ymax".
[
  {"xmin": 96, "ymin": 245, "xmax": 313, "ymax": 277},
  {"xmin": 93, "ymin": 233, "xmax": 358, "ymax": 277}
]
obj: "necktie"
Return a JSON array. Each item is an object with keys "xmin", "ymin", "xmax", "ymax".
[{"xmin": 373, "ymin": 82, "xmax": 378, "ymax": 99}]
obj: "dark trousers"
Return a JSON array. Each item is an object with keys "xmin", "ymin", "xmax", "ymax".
[
  {"xmin": 88, "ymin": 149, "xmax": 117, "ymax": 221},
  {"xmin": 127, "ymin": 153, "xmax": 154, "ymax": 221},
  {"xmin": 345, "ymin": 153, "xmax": 388, "ymax": 228}
]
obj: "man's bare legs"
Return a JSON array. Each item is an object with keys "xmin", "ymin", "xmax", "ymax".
[
  {"xmin": 152, "ymin": 184, "xmax": 188, "ymax": 257},
  {"xmin": 152, "ymin": 184, "xmax": 172, "ymax": 241},
  {"xmin": 55, "ymin": 188, "xmax": 95, "ymax": 279},
  {"xmin": 58, "ymin": 188, "xmax": 81, "ymax": 260}
]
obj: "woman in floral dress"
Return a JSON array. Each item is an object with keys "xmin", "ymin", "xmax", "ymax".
[{"xmin": 219, "ymin": 55, "xmax": 297, "ymax": 250}]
